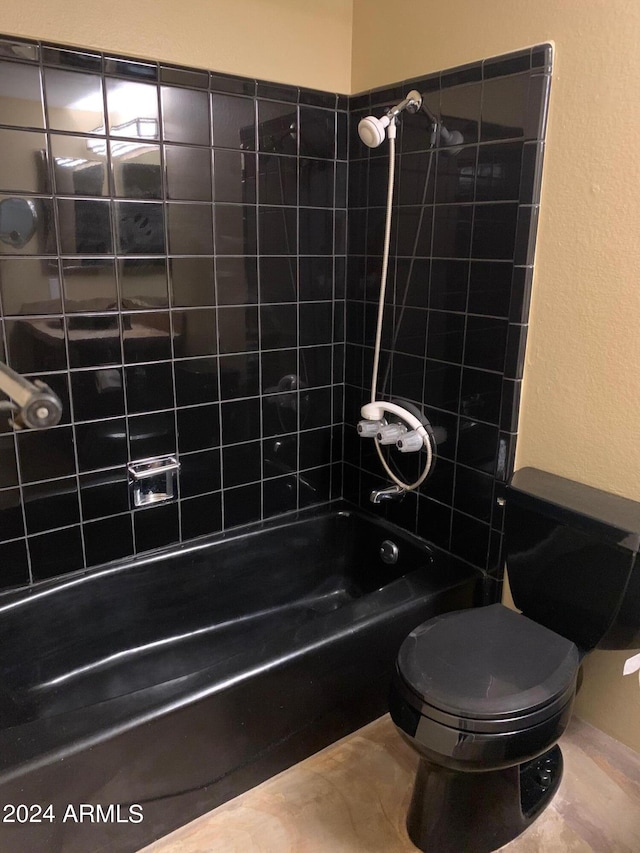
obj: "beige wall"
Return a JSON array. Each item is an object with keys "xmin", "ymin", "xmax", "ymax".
[
  {"xmin": 0, "ymin": 0, "xmax": 353, "ymax": 93},
  {"xmin": 352, "ymin": 0, "xmax": 640, "ymax": 753}
]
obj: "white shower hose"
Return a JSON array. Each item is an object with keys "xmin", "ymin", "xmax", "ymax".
[{"xmin": 368, "ymin": 126, "xmax": 434, "ymax": 491}]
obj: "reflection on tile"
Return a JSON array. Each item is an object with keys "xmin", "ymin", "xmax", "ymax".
[
  {"xmin": 71, "ymin": 366, "xmax": 124, "ymax": 420},
  {"xmin": 84, "ymin": 514, "xmax": 134, "ymax": 566},
  {"xmin": 174, "ymin": 357, "xmax": 219, "ymax": 406},
  {"xmin": 62, "ymin": 258, "xmax": 117, "ymax": 311},
  {"xmin": 0, "ymin": 258, "xmax": 61, "ymax": 315},
  {"xmin": 212, "ymin": 93, "xmax": 255, "ymax": 150},
  {"xmin": 481, "ymin": 73, "xmax": 529, "ymax": 142},
  {"xmin": 222, "ymin": 440, "xmax": 261, "ymax": 487},
  {"xmin": 106, "ymin": 78, "xmax": 159, "ymax": 139},
  {"xmin": 23, "ymin": 476, "xmax": 80, "ymax": 534},
  {"xmin": 259, "ymin": 256, "xmax": 296, "ymax": 303},
  {"xmin": 58, "ymin": 198, "xmax": 112, "ymax": 254},
  {"xmin": 259, "ymin": 154, "xmax": 297, "ymax": 206},
  {"xmin": 75, "ymin": 418, "xmax": 127, "ymax": 470},
  {"xmin": 214, "ymin": 149, "xmax": 255, "ymax": 203},
  {"xmin": 181, "ymin": 491, "xmax": 222, "ymax": 539},
  {"xmin": 299, "ymin": 106, "xmax": 335, "ymax": 159},
  {"xmin": 218, "ymin": 306, "xmax": 257, "ymax": 354},
  {"xmin": 0, "ymin": 540, "xmax": 29, "ymax": 588},
  {"xmin": 259, "ymin": 207, "xmax": 297, "ymax": 255},
  {"xmin": 0, "ymin": 60, "xmax": 44, "ymax": 128},
  {"xmin": 123, "ymin": 311, "xmax": 172, "ymax": 363},
  {"xmin": 128, "ymin": 411, "xmax": 176, "ymax": 460},
  {"xmin": 440, "ymin": 82, "xmax": 481, "ymax": 144},
  {"xmin": 170, "ymin": 257, "xmax": 215, "ymax": 306},
  {"xmin": 216, "ymin": 257, "xmax": 257, "ymax": 305},
  {"xmin": 257, "ymin": 101, "xmax": 298, "ymax": 155},
  {"xmin": 215, "ymin": 205, "xmax": 257, "ymax": 255},
  {"xmin": 51, "ymin": 134, "xmax": 108, "ymax": 195},
  {"xmin": 165, "ymin": 145, "xmax": 212, "ymax": 201},
  {"xmin": 0, "ymin": 487, "xmax": 25, "ymax": 541},
  {"xmin": 44, "ymin": 68, "xmax": 104, "ymax": 134},
  {"xmin": 112, "ymin": 143, "xmax": 162, "ymax": 199},
  {"xmin": 173, "ymin": 308, "xmax": 218, "ymax": 357},
  {"xmin": 0, "ymin": 129, "xmax": 50, "ymax": 194},
  {"xmin": 179, "ymin": 448, "xmax": 221, "ymax": 497},
  {"xmin": 0, "ymin": 434, "xmax": 19, "ymax": 488},
  {"xmin": 80, "ymin": 467, "xmax": 130, "ymax": 520},
  {"xmin": 224, "ymin": 483, "xmax": 261, "ymax": 528},
  {"xmin": 167, "ymin": 203, "xmax": 213, "ymax": 255},
  {"xmin": 177, "ymin": 403, "xmax": 220, "ymax": 453},
  {"xmin": 115, "ymin": 201, "xmax": 165, "ymax": 254},
  {"xmin": 29, "ymin": 526, "xmax": 84, "ymax": 580},
  {"xmin": 260, "ymin": 304, "xmax": 296, "ymax": 349},
  {"xmin": 125, "ymin": 361, "xmax": 174, "ymax": 413},
  {"xmin": 0, "ymin": 196, "xmax": 55, "ymax": 256},
  {"xmin": 5, "ymin": 317, "xmax": 67, "ymax": 372},
  {"xmin": 161, "ymin": 86, "xmax": 210, "ymax": 145},
  {"xmin": 119, "ymin": 257, "xmax": 168, "ymax": 309},
  {"xmin": 66, "ymin": 314, "xmax": 121, "ymax": 368},
  {"xmin": 17, "ymin": 426, "xmax": 76, "ymax": 483},
  {"xmin": 219, "ymin": 353, "xmax": 259, "ymax": 400},
  {"xmin": 134, "ymin": 501, "xmax": 179, "ymax": 552}
]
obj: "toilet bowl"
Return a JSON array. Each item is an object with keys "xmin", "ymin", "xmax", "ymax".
[{"xmin": 390, "ymin": 467, "xmax": 640, "ymax": 853}]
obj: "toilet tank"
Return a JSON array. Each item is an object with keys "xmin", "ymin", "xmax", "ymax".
[{"xmin": 505, "ymin": 468, "xmax": 640, "ymax": 652}]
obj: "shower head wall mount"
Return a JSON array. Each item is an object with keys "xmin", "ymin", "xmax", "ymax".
[{"xmin": 357, "ymin": 89, "xmax": 423, "ymax": 148}]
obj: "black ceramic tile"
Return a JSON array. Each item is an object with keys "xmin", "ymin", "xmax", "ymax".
[
  {"xmin": 0, "ymin": 435, "xmax": 18, "ymax": 488},
  {"xmin": 161, "ymin": 86, "xmax": 210, "ymax": 145},
  {"xmin": 181, "ymin": 491, "xmax": 222, "ymax": 539},
  {"xmin": 467, "ymin": 260, "xmax": 512, "ymax": 317},
  {"xmin": 211, "ymin": 73, "xmax": 255, "ymax": 97},
  {"xmin": 504, "ymin": 323, "xmax": 528, "ymax": 380},
  {"xmin": 298, "ymin": 255, "xmax": 333, "ymax": 302},
  {"xmin": 212, "ymin": 94, "xmax": 255, "ymax": 150},
  {"xmin": 51, "ymin": 134, "xmax": 107, "ymax": 196},
  {"xmin": 119, "ymin": 258, "xmax": 169, "ymax": 308},
  {"xmin": 261, "ymin": 348, "xmax": 297, "ymax": 394},
  {"xmin": 115, "ymin": 201, "xmax": 165, "ymax": 255},
  {"xmin": 425, "ymin": 311, "xmax": 464, "ymax": 362},
  {"xmin": 42, "ymin": 45, "xmax": 101, "ymax": 70},
  {"xmin": 167, "ymin": 203, "xmax": 213, "ymax": 255},
  {"xmin": 460, "ymin": 368, "xmax": 503, "ymax": 424},
  {"xmin": 299, "ymin": 302, "xmax": 332, "ymax": 347},
  {"xmin": 260, "ymin": 304, "xmax": 297, "ymax": 349},
  {"xmin": 475, "ymin": 141, "xmax": 523, "ymax": 202},
  {"xmin": 170, "ymin": 257, "xmax": 215, "ymax": 306},
  {"xmin": 165, "ymin": 145, "xmax": 212, "ymax": 201},
  {"xmin": 222, "ymin": 440, "xmax": 261, "ymax": 488},
  {"xmin": 429, "ymin": 258, "xmax": 469, "ymax": 311},
  {"xmin": 79, "ymin": 467, "xmax": 129, "ymax": 519},
  {"xmin": 125, "ymin": 361, "xmax": 174, "ymax": 413},
  {"xmin": 464, "ymin": 316, "xmax": 508, "ymax": 372},
  {"xmin": 257, "ymin": 101, "xmax": 298, "ymax": 155},
  {"xmin": 441, "ymin": 64, "xmax": 481, "ymax": 88},
  {"xmin": 263, "ymin": 432, "xmax": 297, "ymax": 478},
  {"xmin": 221, "ymin": 397, "xmax": 260, "ymax": 444},
  {"xmin": 394, "ymin": 206, "xmax": 433, "ymax": 257},
  {"xmin": 0, "ymin": 487, "xmax": 25, "ymax": 541},
  {"xmin": 416, "ymin": 495, "xmax": 451, "ymax": 550},
  {"xmin": 451, "ymin": 510, "xmax": 490, "ymax": 568},
  {"xmin": 128, "ymin": 410, "xmax": 176, "ymax": 459},
  {"xmin": 17, "ymin": 426, "xmax": 75, "ymax": 482},
  {"xmin": 76, "ymin": 418, "xmax": 127, "ymax": 470},
  {"xmin": 525, "ymin": 75, "xmax": 550, "ymax": 140},
  {"xmin": 418, "ymin": 456, "xmax": 454, "ymax": 506},
  {"xmin": 44, "ymin": 68, "xmax": 104, "ymax": 133},
  {"xmin": 440, "ymin": 83, "xmax": 481, "ymax": 145},
  {"xmin": 179, "ymin": 448, "xmax": 221, "ymax": 497},
  {"xmin": 0, "ymin": 196, "xmax": 55, "ymax": 256},
  {"xmin": 62, "ymin": 259, "xmax": 117, "ymax": 312},
  {"xmin": 104, "ymin": 57, "xmax": 157, "ymax": 80},
  {"xmin": 214, "ymin": 149, "xmax": 256, "ymax": 204},
  {"xmin": 456, "ymin": 417, "xmax": 499, "ymax": 473},
  {"xmin": 160, "ymin": 66, "xmax": 209, "ymax": 90},
  {"xmin": 299, "ymin": 427, "xmax": 332, "ymax": 471},
  {"xmin": 519, "ymin": 141, "xmax": 544, "ymax": 204},
  {"xmin": 259, "ymin": 154, "xmax": 298, "ymax": 206},
  {"xmin": 508, "ymin": 266, "xmax": 534, "ymax": 324},
  {"xmin": 174, "ymin": 357, "xmax": 219, "ymax": 406},
  {"xmin": 432, "ymin": 205, "xmax": 472, "ymax": 258},
  {"xmin": 58, "ymin": 198, "xmax": 112, "ymax": 255},
  {"xmin": 423, "ymin": 360, "xmax": 461, "ymax": 413},
  {"xmin": 66, "ymin": 314, "xmax": 121, "ymax": 368},
  {"xmin": 514, "ymin": 205, "xmax": 539, "ymax": 265},
  {"xmin": 173, "ymin": 307, "xmax": 218, "ymax": 357},
  {"xmin": 0, "ymin": 129, "xmax": 50, "ymax": 194},
  {"xmin": 224, "ymin": 483, "xmax": 261, "ymax": 528},
  {"xmin": 300, "ymin": 345, "xmax": 332, "ymax": 388},
  {"xmin": 0, "ymin": 539, "xmax": 30, "ymax": 589},
  {"xmin": 177, "ymin": 403, "xmax": 220, "ymax": 453},
  {"xmin": 454, "ymin": 466, "xmax": 494, "ymax": 522},
  {"xmin": 23, "ymin": 476, "xmax": 80, "ymax": 534},
  {"xmin": 300, "ymin": 208, "xmax": 333, "ymax": 256},
  {"xmin": 481, "ymin": 73, "xmax": 529, "ymax": 142},
  {"xmin": 112, "ymin": 142, "xmax": 162, "ymax": 199},
  {"xmin": 216, "ymin": 205, "xmax": 257, "ymax": 255},
  {"xmin": 216, "ymin": 257, "xmax": 258, "ymax": 305},
  {"xmin": 106, "ymin": 78, "xmax": 159, "ymax": 139},
  {"xmin": 262, "ymin": 391, "xmax": 297, "ymax": 437},
  {"xmin": 217, "ymin": 305, "xmax": 258, "ymax": 354},
  {"xmin": 84, "ymin": 513, "xmax": 134, "ymax": 566},
  {"xmin": 299, "ymin": 386, "xmax": 332, "ymax": 430},
  {"xmin": 71, "ymin": 366, "xmax": 124, "ymax": 420},
  {"xmin": 123, "ymin": 312, "xmax": 172, "ymax": 362},
  {"xmin": 299, "ymin": 106, "xmax": 334, "ymax": 159},
  {"xmin": 495, "ymin": 431, "xmax": 517, "ymax": 483},
  {"xmin": 29, "ymin": 525, "xmax": 84, "ymax": 580},
  {"xmin": 483, "ymin": 51, "xmax": 531, "ymax": 79},
  {"xmin": 0, "ymin": 258, "xmax": 62, "ymax": 315},
  {"xmin": 500, "ymin": 379, "xmax": 522, "ymax": 433},
  {"xmin": 133, "ymin": 501, "xmax": 179, "ymax": 552},
  {"xmin": 0, "ymin": 60, "xmax": 43, "ymax": 127},
  {"xmin": 472, "ymin": 202, "xmax": 518, "ymax": 260},
  {"xmin": 258, "ymin": 206, "xmax": 297, "ymax": 255},
  {"xmin": 532, "ymin": 45, "xmax": 553, "ymax": 69},
  {"xmin": 263, "ymin": 474, "xmax": 297, "ymax": 517}
]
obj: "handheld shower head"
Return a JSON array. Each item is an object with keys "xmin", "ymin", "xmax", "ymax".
[{"xmin": 357, "ymin": 89, "xmax": 423, "ymax": 148}]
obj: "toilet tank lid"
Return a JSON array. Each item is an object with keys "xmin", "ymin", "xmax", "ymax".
[{"xmin": 397, "ymin": 604, "xmax": 580, "ymax": 721}]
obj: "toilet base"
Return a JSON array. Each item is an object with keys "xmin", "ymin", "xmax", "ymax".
[{"xmin": 406, "ymin": 745, "xmax": 563, "ymax": 853}]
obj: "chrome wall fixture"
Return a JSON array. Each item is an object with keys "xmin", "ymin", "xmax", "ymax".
[{"xmin": 0, "ymin": 360, "xmax": 63, "ymax": 429}]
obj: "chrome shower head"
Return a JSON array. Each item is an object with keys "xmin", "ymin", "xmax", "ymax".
[{"xmin": 358, "ymin": 89, "xmax": 423, "ymax": 148}]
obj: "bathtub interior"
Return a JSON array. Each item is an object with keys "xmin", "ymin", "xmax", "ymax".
[{"xmin": 0, "ymin": 509, "xmax": 435, "ymax": 726}]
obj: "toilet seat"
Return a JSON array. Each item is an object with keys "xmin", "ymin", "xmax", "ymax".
[{"xmin": 396, "ymin": 604, "xmax": 580, "ymax": 735}]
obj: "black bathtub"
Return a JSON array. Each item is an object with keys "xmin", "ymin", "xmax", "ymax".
[{"xmin": 0, "ymin": 505, "xmax": 481, "ymax": 852}]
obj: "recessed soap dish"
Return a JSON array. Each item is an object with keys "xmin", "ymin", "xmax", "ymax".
[{"xmin": 128, "ymin": 456, "xmax": 180, "ymax": 507}]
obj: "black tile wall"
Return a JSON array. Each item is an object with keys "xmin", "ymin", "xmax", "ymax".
[
  {"xmin": 0, "ymin": 35, "xmax": 548, "ymax": 595},
  {"xmin": 344, "ymin": 45, "xmax": 551, "ymax": 581},
  {"xmin": 0, "ymin": 35, "xmax": 346, "ymax": 591}
]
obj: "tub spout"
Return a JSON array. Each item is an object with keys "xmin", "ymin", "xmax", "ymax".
[{"xmin": 370, "ymin": 484, "xmax": 406, "ymax": 504}]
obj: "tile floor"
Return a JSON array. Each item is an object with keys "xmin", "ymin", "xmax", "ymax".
[{"xmin": 141, "ymin": 715, "xmax": 640, "ymax": 852}]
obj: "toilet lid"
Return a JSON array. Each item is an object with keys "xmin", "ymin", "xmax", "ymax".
[{"xmin": 397, "ymin": 604, "xmax": 580, "ymax": 721}]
